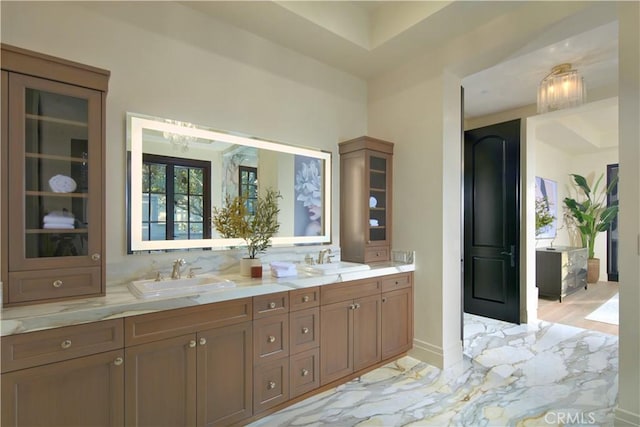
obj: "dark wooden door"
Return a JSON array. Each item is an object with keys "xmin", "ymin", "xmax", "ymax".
[
  {"xmin": 464, "ymin": 119, "xmax": 520, "ymax": 324},
  {"xmin": 1, "ymin": 350, "xmax": 124, "ymax": 427},
  {"xmin": 124, "ymin": 334, "xmax": 197, "ymax": 427},
  {"xmin": 197, "ymin": 322, "xmax": 253, "ymax": 426}
]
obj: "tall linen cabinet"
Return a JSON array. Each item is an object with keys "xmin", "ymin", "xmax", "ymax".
[
  {"xmin": 339, "ymin": 136, "xmax": 394, "ymax": 263},
  {"xmin": 1, "ymin": 44, "xmax": 109, "ymax": 306}
]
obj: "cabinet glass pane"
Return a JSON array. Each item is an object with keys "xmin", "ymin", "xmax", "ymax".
[
  {"xmin": 23, "ymin": 88, "xmax": 91, "ymax": 258},
  {"xmin": 369, "ymin": 155, "xmax": 387, "ymax": 243}
]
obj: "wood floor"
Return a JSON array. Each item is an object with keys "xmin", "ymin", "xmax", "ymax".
[{"xmin": 537, "ymin": 281, "xmax": 619, "ymax": 336}]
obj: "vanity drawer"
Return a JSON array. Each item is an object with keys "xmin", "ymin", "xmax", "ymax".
[
  {"xmin": 253, "ymin": 357, "xmax": 289, "ymax": 414},
  {"xmin": 381, "ymin": 273, "xmax": 412, "ymax": 293},
  {"xmin": 7, "ymin": 267, "xmax": 101, "ymax": 304},
  {"xmin": 289, "ymin": 287, "xmax": 319, "ymax": 311},
  {"xmin": 321, "ymin": 278, "xmax": 381, "ymax": 305},
  {"xmin": 289, "ymin": 307, "xmax": 319, "ymax": 354},
  {"xmin": 364, "ymin": 246, "xmax": 389, "ymax": 263},
  {"xmin": 1, "ymin": 319, "xmax": 123, "ymax": 373},
  {"xmin": 125, "ymin": 298, "xmax": 252, "ymax": 346},
  {"xmin": 253, "ymin": 313, "xmax": 289, "ymax": 364},
  {"xmin": 253, "ymin": 292, "xmax": 289, "ymax": 319},
  {"xmin": 289, "ymin": 348, "xmax": 319, "ymax": 398}
]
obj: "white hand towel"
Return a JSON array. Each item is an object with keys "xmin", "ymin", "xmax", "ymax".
[
  {"xmin": 43, "ymin": 223, "xmax": 75, "ymax": 229},
  {"xmin": 270, "ymin": 262, "xmax": 297, "ymax": 278},
  {"xmin": 43, "ymin": 216, "xmax": 75, "ymax": 225}
]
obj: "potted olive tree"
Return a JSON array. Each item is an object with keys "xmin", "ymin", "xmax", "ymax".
[
  {"xmin": 563, "ymin": 173, "xmax": 618, "ymax": 283},
  {"xmin": 212, "ymin": 188, "xmax": 281, "ymax": 276}
]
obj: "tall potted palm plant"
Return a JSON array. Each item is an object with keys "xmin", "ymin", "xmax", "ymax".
[{"xmin": 563, "ymin": 173, "xmax": 618, "ymax": 283}]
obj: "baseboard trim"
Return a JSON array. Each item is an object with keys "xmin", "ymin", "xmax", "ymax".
[
  {"xmin": 615, "ymin": 407, "xmax": 640, "ymax": 426},
  {"xmin": 409, "ymin": 338, "xmax": 443, "ymax": 368}
]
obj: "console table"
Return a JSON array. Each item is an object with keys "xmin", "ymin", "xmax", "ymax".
[{"xmin": 536, "ymin": 247, "xmax": 588, "ymax": 302}]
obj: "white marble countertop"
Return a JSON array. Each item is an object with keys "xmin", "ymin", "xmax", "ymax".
[{"xmin": 0, "ymin": 261, "xmax": 415, "ymax": 337}]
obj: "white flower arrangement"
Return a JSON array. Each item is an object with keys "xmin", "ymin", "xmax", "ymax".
[{"xmin": 294, "ymin": 160, "xmax": 322, "ymax": 208}]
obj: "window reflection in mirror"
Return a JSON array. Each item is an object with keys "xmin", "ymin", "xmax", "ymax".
[{"xmin": 127, "ymin": 113, "xmax": 331, "ymax": 252}]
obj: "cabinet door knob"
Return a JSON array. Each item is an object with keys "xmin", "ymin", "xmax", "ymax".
[
  {"xmin": 91, "ymin": 253, "xmax": 101, "ymax": 261},
  {"xmin": 301, "ymin": 369, "xmax": 309, "ymax": 377},
  {"xmin": 382, "ymin": 297, "xmax": 387, "ymax": 303},
  {"xmin": 302, "ymin": 327, "xmax": 310, "ymax": 334},
  {"xmin": 268, "ymin": 335, "xmax": 276, "ymax": 343},
  {"xmin": 53, "ymin": 280, "xmax": 63, "ymax": 288},
  {"xmin": 302, "ymin": 295, "xmax": 310, "ymax": 302},
  {"xmin": 60, "ymin": 339, "xmax": 72, "ymax": 349},
  {"xmin": 267, "ymin": 381, "xmax": 276, "ymax": 390},
  {"xmin": 354, "ymin": 303, "xmax": 361, "ymax": 309},
  {"xmin": 349, "ymin": 304, "xmax": 355, "ymax": 310},
  {"xmin": 114, "ymin": 357, "xmax": 123, "ymax": 366},
  {"xmin": 268, "ymin": 302, "xmax": 276, "ymax": 309},
  {"xmin": 189, "ymin": 340, "xmax": 197, "ymax": 348},
  {"xmin": 199, "ymin": 337, "xmax": 207, "ymax": 346}
]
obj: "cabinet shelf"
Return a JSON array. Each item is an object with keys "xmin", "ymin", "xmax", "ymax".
[
  {"xmin": 370, "ymin": 188, "xmax": 386, "ymax": 192},
  {"xmin": 369, "ymin": 207, "xmax": 385, "ymax": 211},
  {"xmin": 370, "ymin": 169, "xmax": 386, "ymax": 174},
  {"xmin": 26, "ymin": 229, "xmax": 88, "ymax": 234},
  {"xmin": 26, "ymin": 113, "xmax": 88, "ymax": 128},
  {"xmin": 25, "ymin": 152, "xmax": 87, "ymax": 163},
  {"xmin": 26, "ymin": 191, "xmax": 88, "ymax": 198}
]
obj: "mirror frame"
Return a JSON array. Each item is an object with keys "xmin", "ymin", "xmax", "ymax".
[{"xmin": 127, "ymin": 113, "xmax": 332, "ymax": 251}]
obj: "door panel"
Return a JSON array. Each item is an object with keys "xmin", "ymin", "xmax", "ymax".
[
  {"xmin": 353, "ymin": 294, "xmax": 381, "ymax": 371},
  {"xmin": 464, "ymin": 119, "xmax": 520, "ymax": 324}
]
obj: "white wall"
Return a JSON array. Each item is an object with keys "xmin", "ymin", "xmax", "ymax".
[{"xmin": 0, "ymin": 2, "xmax": 367, "ymax": 268}]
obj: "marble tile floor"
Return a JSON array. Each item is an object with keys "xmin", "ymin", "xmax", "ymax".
[{"xmin": 249, "ymin": 314, "xmax": 618, "ymax": 427}]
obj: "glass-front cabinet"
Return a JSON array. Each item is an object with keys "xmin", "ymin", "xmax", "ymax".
[
  {"xmin": 339, "ymin": 136, "xmax": 393, "ymax": 263},
  {"xmin": 1, "ymin": 44, "xmax": 109, "ymax": 305}
]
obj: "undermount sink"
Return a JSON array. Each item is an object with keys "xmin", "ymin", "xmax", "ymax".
[
  {"xmin": 298, "ymin": 261, "xmax": 371, "ymax": 276},
  {"xmin": 129, "ymin": 274, "xmax": 236, "ymax": 299}
]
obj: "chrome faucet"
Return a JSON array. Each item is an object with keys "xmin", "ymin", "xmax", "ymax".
[
  {"xmin": 171, "ymin": 258, "xmax": 186, "ymax": 279},
  {"xmin": 317, "ymin": 248, "xmax": 332, "ymax": 264}
]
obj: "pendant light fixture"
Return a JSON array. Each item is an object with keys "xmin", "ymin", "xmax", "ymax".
[{"xmin": 537, "ymin": 63, "xmax": 586, "ymax": 114}]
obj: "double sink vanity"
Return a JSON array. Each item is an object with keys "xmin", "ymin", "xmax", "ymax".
[
  {"xmin": 1, "ymin": 255, "xmax": 415, "ymax": 426},
  {"xmin": 0, "ymin": 44, "xmax": 411, "ymax": 426}
]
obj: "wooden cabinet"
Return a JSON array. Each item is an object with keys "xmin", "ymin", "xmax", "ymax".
[
  {"xmin": 1, "ymin": 44, "xmax": 109, "ymax": 306},
  {"xmin": 320, "ymin": 279, "xmax": 382, "ymax": 385},
  {"xmin": 381, "ymin": 276, "xmax": 414, "ymax": 359},
  {"xmin": 536, "ymin": 247, "xmax": 588, "ymax": 302},
  {"xmin": 339, "ymin": 136, "xmax": 394, "ymax": 263},
  {"xmin": 289, "ymin": 287, "xmax": 320, "ymax": 398},
  {"xmin": 253, "ymin": 292, "xmax": 290, "ymax": 414},
  {"xmin": 1, "ymin": 319, "xmax": 124, "ymax": 427},
  {"xmin": 124, "ymin": 299, "xmax": 253, "ymax": 426}
]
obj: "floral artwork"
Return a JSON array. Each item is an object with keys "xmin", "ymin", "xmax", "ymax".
[{"xmin": 294, "ymin": 156, "xmax": 323, "ymax": 236}]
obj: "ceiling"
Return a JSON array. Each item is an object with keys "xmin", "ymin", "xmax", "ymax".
[{"xmin": 183, "ymin": 1, "xmax": 619, "ymax": 122}]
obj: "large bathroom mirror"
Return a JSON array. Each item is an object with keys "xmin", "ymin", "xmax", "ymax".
[{"xmin": 127, "ymin": 113, "xmax": 331, "ymax": 252}]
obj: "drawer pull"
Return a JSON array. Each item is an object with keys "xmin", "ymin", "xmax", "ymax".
[
  {"xmin": 91, "ymin": 253, "xmax": 101, "ymax": 261},
  {"xmin": 268, "ymin": 302, "xmax": 276, "ymax": 309},
  {"xmin": 267, "ymin": 381, "xmax": 276, "ymax": 390},
  {"xmin": 268, "ymin": 335, "xmax": 276, "ymax": 343},
  {"xmin": 301, "ymin": 369, "xmax": 309, "ymax": 377},
  {"xmin": 199, "ymin": 337, "xmax": 207, "ymax": 346},
  {"xmin": 189, "ymin": 340, "xmax": 197, "ymax": 348},
  {"xmin": 302, "ymin": 327, "xmax": 310, "ymax": 334},
  {"xmin": 302, "ymin": 295, "xmax": 310, "ymax": 302},
  {"xmin": 61, "ymin": 339, "xmax": 72, "ymax": 349},
  {"xmin": 395, "ymin": 280, "xmax": 400, "ymax": 285},
  {"xmin": 114, "ymin": 357, "xmax": 123, "ymax": 366},
  {"xmin": 53, "ymin": 280, "xmax": 63, "ymax": 288}
]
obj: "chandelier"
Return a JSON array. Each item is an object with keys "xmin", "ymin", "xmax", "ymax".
[
  {"xmin": 537, "ymin": 63, "xmax": 586, "ymax": 114},
  {"xmin": 163, "ymin": 119, "xmax": 196, "ymax": 152}
]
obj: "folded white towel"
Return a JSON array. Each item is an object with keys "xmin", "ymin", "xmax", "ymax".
[
  {"xmin": 46, "ymin": 210, "xmax": 75, "ymax": 219},
  {"xmin": 43, "ymin": 223, "xmax": 75, "ymax": 229},
  {"xmin": 271, "ymin": 268, "xmax": 297, "ymax": 278},
  {"xmin": 270, "ymin": 261, "xmax": 296, "ymax": 270},
  {"xmin": 270, "ymin": 262, "xmax": 297, "ymax": 278},
  {"xmin": 43, "ymin": 216, "xmax": 75, "ymax": 225}
]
